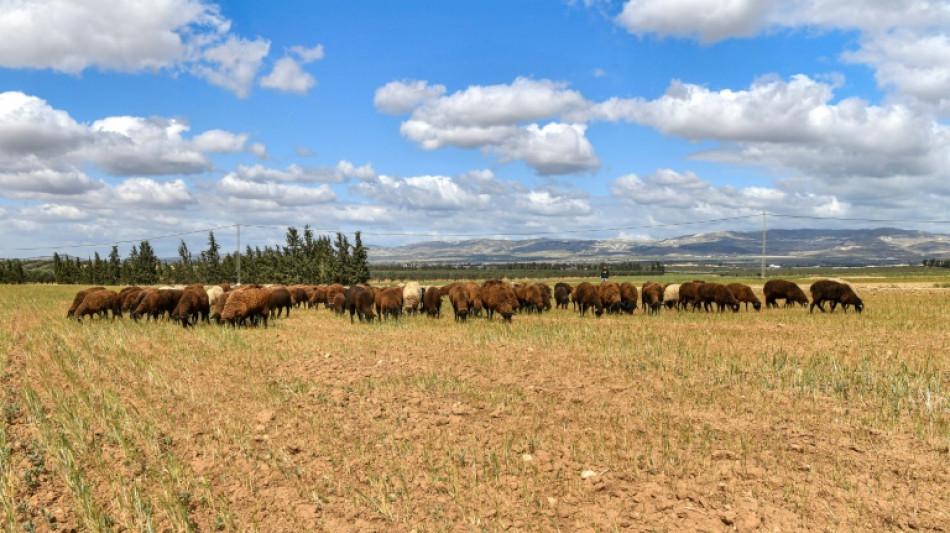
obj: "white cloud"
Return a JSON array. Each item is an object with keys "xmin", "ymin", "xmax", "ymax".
[
  {"xmin": 259, "ymin": 57, "xmax": 316, "ymax": 95},
  {"xmin": 216, "ymin": 175, "xmax": 336, "ymax": 205},
  {"xmin": 22, "ymin": 204, "xmax": 89, "ymax": 221},
  {"xmin": 0, "ymin": 167, "xmax": 102, "ymax": 195},
  {"xmin": 230, "ymin": 160, "xmax": 375, "ymax": 184},
  {"xmin": 355, "ymin": 174, "xmax": 492, "ymax": 210},
  {"xmin": 374, "ymin": 80, "xmax": 447, "ymax": 115},
  {"xmin": 615, "ymin": 0, "xmax": 775, "ymax": 43},
  {"xmin": 497, "ymin": 122, "xmax": 600, "ymax": 175},
  {"xmin": 517, "ymin": 190, "xmax": 592, "ymax": 216},
  {"xmin": 0, "ymin": 92, "xmax": 89, "ymax": 157},
  {"xmin": 113, "ymin": 178, "xmax": 195, "ymax": 208},
  {"xmin": 191, "ymin": 36, "xmax": 271, "ymax": 98}
]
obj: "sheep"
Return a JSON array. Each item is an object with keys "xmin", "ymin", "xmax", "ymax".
[
  {"xmin": 809, "ymin": 280, "xmax": 864, "ymax": 314},
  {"xmin": 220, "ymin": 286, "xmax": 271, "ymax": 328},
  {"xmin": 480, "ymin": 280, "xmax": 518, "ymax": 322},
  {"xmin": 325, "ymin": 284, "xmax": 345, "ymax": 308},
  {"xmin": 125, "ymin": 288, "xmax": 154, "ymax": 314},
  {"xmin": 403, "ymin": 281, "xmax": 423, "ymax": 315},
  {"xmin": 465, "ymin": 281, "xmax": 484, "ymax": 317},
  {"xmin": 598, "ymin": 281, "xmax": 622, "ymax": 314},
  {"xmin": 268, "ymin": 286, "xmax": 293, "ymax": 318},
  {"xmin": 288, "ymin": 285, "xmax": 309, "ymax": 308},
  {"xmin": 763, "ymin": 279, "xmax": 809, "ymax": 309},
  {"xmin": 616, "ymin": 282, "xmax": 639, "ymax": 314},
  {"xmin": 554, "ymin": 283, "xmax": 572, "ymax": 310},
  {"xmin": 344, "ymin": 285, "xmax": 376, "ymax": 323},
  {"xmin": 206, "ymin": 285, "xmax": 225, "ymax": 309},
  {"xmin": 210, "ymin": 290, "xmax": 232, "ymax": 323},
  {"xmin": 678, "ymin": 281, "xmax": 704, "ymax": 311},
  {"xmin": 448, "ymin": 284, "xmax": 471, "ymax": 322},
  {"xmin": 662, "ymin": 283, "xmax": 681, "ymax": 310},
  {"xmin": 331, "ymin": 293, "xmax": 346, "ymax": 314},
  {"xmin": 375, "ymin": 286, "xmax": 404, "ymax": 320},
  {"xmin": 726, "ymin": 283, "xmax": 761, "ymax": 311},
  {"xmin": 67, "ymin": 286, "xmax": 106, "ymax": 318},
  {"xmin": 74, "ymin": 289, "xmax": 121, "ymax": 323},
  {"xmin": 118, "ymin": 287, "xmax": 144, "ymax": 313},
  {"xmin": 536, "ymin": 283, "xmax": 553, "ymax": 311},
  {"xmin": 309, "ymin": 285, "xmax": 329, "ymax": 309},
  {"xmin": 572, "ymin": 282, "xmax": 603, "ymax": 317},
  {"xmin": 219, "ymin": 283, "xmax": 231, "ymax": 292},
  {"xmin": 641, "ymin": 282, "xmax": 664, "ymax": 315},
  {"xmin": 515, "ymin": 283, "xmax": 544, "ymax": 314},
  {"xmin": 422, "ymin": 286, "xmax": 443, "ymax": 318},
  {"xmin": 696, "ymin": 283, "xmax": 740, "ymax": 312},
  {"xmin": 171, "ymin": 286, "xmax": 211, "ymax": 328},
  {"xmin": 132, "ymin": 289, "xmax": 184, "ymax": 322}
]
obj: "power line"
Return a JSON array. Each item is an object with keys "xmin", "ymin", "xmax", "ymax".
[{"xmin": 9, "ymin": 225, "xmax": 236, "ymax": 253}]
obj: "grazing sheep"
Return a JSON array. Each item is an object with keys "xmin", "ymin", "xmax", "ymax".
[
  {"xmin": 662, "ymin": 284, "xmax": 681, "ymax": 310},
  {"xmin": 206, "ymin": 285, "xmax": 225, "ymax": 309},
  {"xmin": 210, "ymin": 290, "xmax": 232, "ymax": 323},
  {"xmin": 598, "ymin": 281, "xmax": 622, "ymax": 314},
  {"xmin": 125, "ymin": 288, "xmax": 155, "ymax": 315},
  {"xmin": 572, "ymin": 282, "xmax": 604, "ymax": 317},
  {"xmin": 375, "ymin": 286, "xmax": 404, "ymax": 320},
  {"xmin": 678, "ymin": 281, "xmax": 704, "ymax": 311},
  {"xmin": 763, "ymin": 279, "xmax": 809, "ymax": 309},
  {"xmin": 171, "ymin": 286, "xmax": 211, "ymax": 328},
  {"xmin": 309, "ymin": 285, "xmax": 329, "ymax": 309},
  {"xmin": 221, "ymin": 286, "xmax": 271, "ymax": 328},
  {"xmin": 726, "ymin": 283, "xmax": 761, "ymax": 311},
  {"xmin": 403, "ymin": 281, "xmax": 423, "ymax": 315},
  {"xmin": 325, "ymin": 284, "xmax": 345, "ymax": 309},
  {"xmin": 554, "ymin": 284, "xmax": 571, "ymax": 310},
  {"xmin": 422, "ymin": 286, "xmax": 443, "ymax": 318},
  {"xmin": 344, "ymin": 285, "xmax": 376, "ymax": 323},
  {"xmin": 697, "ymin": 283, "xmax": 740, "ymax": 312},
  {"xmin": 288, "ymin": 285, "xmax": 309, "ymax": 308},
  {"xmin": 331, "ymin": 293, "xmax": 346, "ymax": 314},
  {"xmin": 536, "ymin": 283, "xmax": 553, "ymax": 311},
  {"xmin": 119, "ymin": 287, "xmax": 145, "ymax": 313},
  {"xmin": 516, "ymin": 283, "xmax": 544, "ymax": 314},
  {"xmin": 132, "ymin": 289, "xmax": 184, "ymax": 322},
  {"xmin": 67, "ymin": 286, "xmax": 106, "ymax": 318},
  {"xmin": 480, "ymin": 280, "xmax": 518, "ymax": 322},
  {"xmin": 219, "ymin": 283, "xmax": 231, "ymax": 292},
  {"xmin": 809, "ymin": 280, "xmax": 864, "ymax": 314},
  {"xmin": 448, "ymin": 284, "xmax": 471, "ymax": 322},
  {"xmin": 268, "ymin": 286, "xmax": 293, "ymax": 318},
  {"xmin": 617, "ymin": 282, "xmax": 639, "ymax": 314},
  {"xmin": 465, "ymin": 281, "xmax": 484, "ymax": 317},
  {"xmin": 74, "ymin": 289, "xmax": 121, "ymax": 323},
  {"xmin": 641, "ymin": 282, "xmax": 664, "ymax": 315}
]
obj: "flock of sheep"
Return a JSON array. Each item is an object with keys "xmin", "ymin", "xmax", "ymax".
[{"xmin": 66, "ymin": 277, "xmax": 863, "ymax": 328}]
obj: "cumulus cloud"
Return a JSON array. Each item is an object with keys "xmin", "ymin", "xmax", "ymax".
[
  {"xmin": 0, "ymin": 167, "xmax": 102, "ymax": 195},
  {"xmin": 259, "ymin": 44, "xmax": 324, "ymax": 95},
  {"xmin": 112, "ymin": 178, "xmax": 195, "ymax": 208},
  {"xmin": 381, "ymin": 78, "xmax": 598, "ymax": 175},
  {"xmin": 191, "ymin": 36, "xmax": 271, "ymax": 98},
  {"xmin": 0, "ymin": 92, "xmax": 90, "ymax": 157},
  {"xmin": 229, "ymin": 160, "xmax": 375, "ymax": 184},
  {"xmin": 216, "ymin": 175, "xmax": 335, "ymax": 206},
  {"xmin": 615, "ymin": 0, "xmax": 775, "ymax": 43}
]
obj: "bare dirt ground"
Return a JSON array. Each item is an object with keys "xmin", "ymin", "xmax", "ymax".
[{"xmin": 2, "ymin": 282, "xmax": 949, "ymax": 531}]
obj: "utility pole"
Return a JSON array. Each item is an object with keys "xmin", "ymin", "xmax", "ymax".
[
  {"xmin": 236, "ymin": 223, "xmax": 241, "ymax": 286},
  {"xmin": 761, "ymin": 212, "xmax": 766, "ymax": 278}
]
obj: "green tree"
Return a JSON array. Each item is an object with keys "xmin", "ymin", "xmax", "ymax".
[
  {"xmin": 108, "ymin": 246, "xmax": 121, "ymax": 284},
  {"xmin": 200, "ymin": 231, "xmax": 221, "ymax": 283},
  {"xmin": 351, "ymin": 231, "xmax": 370, "ymax": 284}
]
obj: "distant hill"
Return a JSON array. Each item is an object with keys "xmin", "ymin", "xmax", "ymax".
[{"xmin": 368, "ymin": 228, "xmax": 950, "ymax": 266}]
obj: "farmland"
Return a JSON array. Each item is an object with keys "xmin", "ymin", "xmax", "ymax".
[{"xmin": 2, "ymin": 277, "xmax": 950, "ymax": 531}]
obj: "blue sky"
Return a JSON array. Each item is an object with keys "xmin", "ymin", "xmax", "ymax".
[{"xmin": 2, "ymin": 0, "xmax": 950, "ymax": 258}]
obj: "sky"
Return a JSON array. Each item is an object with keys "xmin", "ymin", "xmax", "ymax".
[{"xmin": 2, "ymin": 0, "xmax": 950, "ymax": 258}]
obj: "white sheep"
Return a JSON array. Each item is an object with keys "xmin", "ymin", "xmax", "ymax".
[
  {"xmin": 663, "ymin": 283, "xmax": 681, "ymax": 310},
  {"xmin": 403, "ymin": 281, "xmax": 423, "ymax": 315},
  {"xmin": 206, "ymin": 285, "xmax": 225, "ymax": 307}
]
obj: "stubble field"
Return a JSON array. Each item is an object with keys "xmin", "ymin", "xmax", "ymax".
[{"xmin": 2, "ymin": 279, "xmax": 949, "ymax": 531}]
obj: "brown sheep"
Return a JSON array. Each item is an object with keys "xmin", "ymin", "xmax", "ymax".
[
  {"xmin": 210, "ymin": 290, "xmax": 232, "ymax": 323},
  {"xmin": 516, "ymin": 283, "xmax": 544, "ymax": 314},
  {"xmin": 221, "ymin": 286, "xmax": 271, "ymax": 327},
  {"xmin": 309, "ymin": 285, "xmax": 329, "ymax": 309},
  {"xmin": 480, "ymin": 280, "xmax": 518, "ymax": 322},
  {"xmin": 132, "ymin": 289, "xmax": 184, "ymax": 322},
  {"xmin": 171, "ymin": 286, "xmax": 210, "ymax": 327},
  {"xmin": 465, "ymin": 281, "xmax": 484, "ymax": 317},
  {"xmin": 325, "ymin": 284, "xmax": 345, "ymax": 308},
  {"xmin": 598, "ymin": 281, "xmax": 622, "ymax": 314},
  {"xmin": 218, "ymin": 283, "xmax": 231, "ymax": 292},
  {"xmin": 573, "ymin": 282, "xmax": 603, "ymax": 317},
  {"xmin": 74, "ymin": 289, "xmax": 121, "ymax": 322},
  {"xmin": 331, "ymin": 292, "xmax": 346, "ymax": 314},
  {"xmin": 119, "ymin": 287, "xmax": 145, "ymax": 313},
  {"xmin": 67, "ymin": 286, "xmax": 106, "ymax": 318},
  {"xmin": 641, "ymin": 282, "xmax": 664, "ymax": 315},
  {"xmin": 344, "ymin": 285, "xmax": 376, "ymax": 323},
  {"xmin": 809, "ymin": 280, "xmax": 864, "ymax": 313},
  {"xmin": 268, "ymin": 286, "xmax": 293, "ymax": 318},
  {"xmin": 678, "ymin": 281, "xmax": 704, "ymax": 310},
  {"xmin": 726, "ymin": 283, "xmax": 761, "ymax": 311},
  {"xmin": 763, "ymin": 279, "xmax": 808, "ymax": 309},
  {"xmin": 536, "ymin": 283, "xmax": 553, "ymax": 311},
  {"xmin": 422, "ymin": 286, "xmax": 443, "ymax": 318},
  {"xmin": 696, "ymin": 282, "xmax": 740, "ymax": 312},
  {"xmin": 288, "ymin": 285, "xmax": 309, "ymax": 308},
  {"xmin": 448, "ymin": 284, "xmax": 471, "ymax": 322},
  {"xmin": 375, "ymin": 286, "xmax": 404, "ymax": 320},
  {"xmin": 618, "ymin": 282, "xmax": 639, "ymax": 313},
  {"xmin": 554, "ymin": 282, "xmax": 572, "ymax": 310}
]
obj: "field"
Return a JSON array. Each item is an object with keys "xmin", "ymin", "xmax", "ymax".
[{"xmin": 2, "ymin": 277, "xmax": 950, "ymax": 531}]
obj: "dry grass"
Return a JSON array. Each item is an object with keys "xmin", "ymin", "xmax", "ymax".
[{"xmin": 2, "ymin": 282, "xmax": 950, "ymax": 531}]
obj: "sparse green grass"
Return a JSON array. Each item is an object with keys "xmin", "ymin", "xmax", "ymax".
[{"xmin": 0, "ymin": 282, "xmax": 948, "ymax": 530}]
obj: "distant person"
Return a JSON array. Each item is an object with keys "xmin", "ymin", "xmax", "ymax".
[{"xmin": 601, "ymin": 265, "xmax": 610, "ymax": 282}]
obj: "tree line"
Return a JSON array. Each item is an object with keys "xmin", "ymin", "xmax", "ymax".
[
  {"xmin": 922, "ymin": 259, "xmax": 950, "ymax": 268},
  {"xmin": 27, "ymin": 227, "xmax": 371, "ymax": 285}
]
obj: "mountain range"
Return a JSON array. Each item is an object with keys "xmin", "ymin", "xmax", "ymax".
[{"xmin": 368, "ymin": 228, "xmax": 950, "ymax": 266}]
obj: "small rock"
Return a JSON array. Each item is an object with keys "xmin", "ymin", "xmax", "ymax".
[
  {"xmin": 581, "ymin": 469, "xmax": 598, "ymax": 479},
  {"xmin": 522, "ymin": 454, "xmax": 533, "ymax": 462}
]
